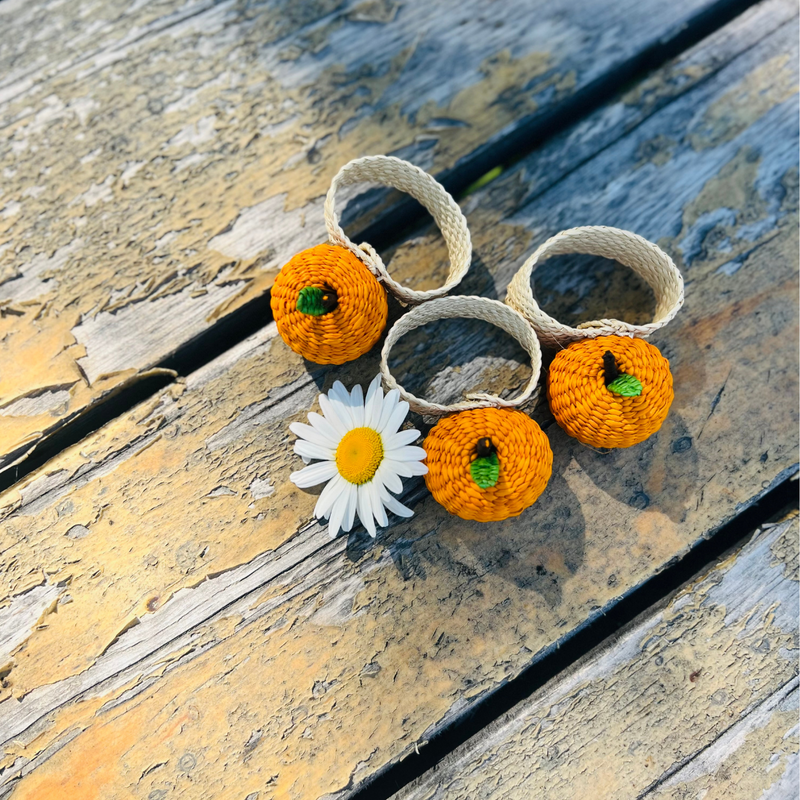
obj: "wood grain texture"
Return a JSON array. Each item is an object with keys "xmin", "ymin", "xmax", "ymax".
[
  {"xmin": 0, "ymin": 0, "xmax": 757, "ymax": 471},
  {"xmin": 394, "ymin": 515, "xmax": 799, "ymax": 800},
  {"xmin": 0, "ymin": 5, "xmax": 797, "ymax": 799}
]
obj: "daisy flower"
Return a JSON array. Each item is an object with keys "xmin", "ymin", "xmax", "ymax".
[{"xmin": 289, "ymin": 375, "xmax": 427, "ymax": 538}]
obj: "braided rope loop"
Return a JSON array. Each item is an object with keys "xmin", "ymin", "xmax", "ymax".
[
  {"xmin": 505, "ymin": 226, "xmax": 684, "ymax": 346},
  {"xmin": 324, "ymin": 155, "xmax": 471, "ymax": 306},
  {"xmin": 380, "ymin": 296, "xmax": 543, "ymax": 416}
]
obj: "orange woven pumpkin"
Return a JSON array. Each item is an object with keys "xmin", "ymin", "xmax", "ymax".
[
  {"xmin": 381, "ymin": 296, "xmax": 552, "ymax": 521},
  {"xmin": 271, "ymin": 243, "xmax": 388, "ymax": 365},
  {"xmin": 547, "ymin": 335, "xmax": 673, "ymax": 449},
  {"xmin": 424, "ymin": 407, "xmax": 552, "ymax": 521},
  {"xmin": 505, "ymin": 226, "xmax": 684, "ymax": 450}
]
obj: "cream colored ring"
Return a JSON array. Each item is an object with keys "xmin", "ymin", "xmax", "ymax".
[
  {"xmin": 324, "ymin": 155, "xmax": 471, "ymax": 306},
  {"xmin": 380, "ymin": 296, "xmax": 542, "ymax": 416},
  {"xmin": 505, "ymin": 226, "xmax": 684, "ymax": 346}
]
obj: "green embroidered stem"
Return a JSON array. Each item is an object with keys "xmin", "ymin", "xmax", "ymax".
[
  {"xmin": 297, "ymin": 286, "xmax": 338, "ymax": 316},
  {"xmin": 471, "ymin": 452, "xmax": 500, "ymax": 489},
  {"xmin": 607, "ymin": 373, "xmax": 643, "ymax": 397}
]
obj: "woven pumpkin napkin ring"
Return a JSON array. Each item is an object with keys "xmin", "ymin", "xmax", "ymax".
[
  {"xmin": 271, "ymin": 154, "xmax": 471, "ymax": 365},
  {"xmin": 505, "ymin": 226, "xmax": 684, "ymax": 449},
  {"xmin": 380, "ymin": 296, "xmax": 553, "ymax": 522}
]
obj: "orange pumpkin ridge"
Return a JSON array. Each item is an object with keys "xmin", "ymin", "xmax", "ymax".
[
  {"xmin": 271, "ymin": 243, "xmax": 388, "ymax": 365},
  {"xmin": 424, "ymin": 407, "xmax": 553, "ymax": 522},
  {"xmin": 547, "ymin": 335, "xmax": 673, "ymax": 449}
]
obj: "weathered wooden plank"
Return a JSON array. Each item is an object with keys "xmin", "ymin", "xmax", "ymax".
[
  {"xmin": 394, "ymin": 516, "xmax": 799, "ymax": 800},
  {"xmin": 0, "ymin": 7, "xmax": 797, "ymax": 799},
  {"xmin": 0, "ymin": 0, "xmax": 224, "ymax": 106},
  {"xmin": 648, "ymin": 682, "xmax": 798, "ymax": 800},
  {"xmin": 0, "ymin": 0, "xmax": 759, "ymax": 472}
]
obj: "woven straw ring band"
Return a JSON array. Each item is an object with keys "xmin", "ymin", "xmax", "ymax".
[
  {"xmin": 505, "ymin": 225, "xmax": 684, "ymax": 345},
  {"xmin": 325, "ymin": 155, "xmax": 472, "ymax": 306},
  {"xmin": 380, "ymin": 296, "xmax": 542, "ymax": 416}
]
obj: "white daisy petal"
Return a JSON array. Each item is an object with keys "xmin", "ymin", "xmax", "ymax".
[
  {"xmin": 378, "ymin": 483, "xmax": 414, "ymax": 518},
  {"xmin": 330, "ymin": 380, "xmax": 349, "ymax": 400},
  {"xmin": 365, "ymin": 374, "xmax": 382, "ymax": 400},
  {"xmin": 318, "ymin": 394, "xmax": 349, "ymax": 436},
  {"xmin": 377, "ymin": 388, "xmax": 400, "ymax": 431},
  {"xmin": 376, "ymin": 461, "xmax": 403, "ymax": 494},
  {"xmin": 295, "ymin": 439, "xmax": 335, "ymax": 462},
  {"xmin": 289, "ymin": 422, "xmax": 337, "ymax": 450},
  {"xmin": 364, "ymin": 392, "xmax": 382, "ymax": 430},
  {"xmin": 329, "ymin": 396, "xmax": 354, "ymax": 431},
  {"xmin": 308, "ymin": 412, "xmax": 342, "ymax": 445},
  {"xmin": 342, "ymin": 483, "xmax": 358, "ymax": 532},
  {"xmin": 369, "ymin": 481, "xmax": 388, "ymax": 528},
  {"xmin": 349, "ymin": 384, "xmax": 365, "ymax": 427},
  {"xmin": 329, "ymin": 381, "xmax": 354, "ymax": 424},
  {"xmin": 357, "ymin": 484, "xmax": 376, "ymax": 538},
  {"xmin": 385, "ymin": 445, "xmax": 427, "ymax": 462},
  {"xmin": 364, "ymin": 375, "xmax": 384, "ymax": 429},
  {"xmin": 382, "ymin": 429, "xmax": 421, "ymax": 449},
  {"xmin": 405, "ymin": 460, "xmax": 429, "ymax": 476},
  {"xmin": 383, "ymin": 458, "xmax": 414, "ymax": 478},
  {"xmin": 291, "ymin": 461, "xmax": 338, "ymax": 488},
  {"xmin": 383, "ymin": 400, "xmax": 410, "ymax": 437},
  {"xmin": 328, "ymin": 381, "xmax": 350, "ymax": 407},
  {"xmin": 328, "ymin": 490, "xmax": 348, "ymax": 538},
  {"xmin": 315, "ymin": 474, "xmax": 346, "ymax": 519}
]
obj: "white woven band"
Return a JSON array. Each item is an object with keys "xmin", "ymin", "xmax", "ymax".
[
  {"xmin": 380, "ymin": 296, "xmax": 543, "ymax": 416},
  {"xmin": 324, "ymin": 155, "xmax": 471, "ymax": 306},
  {"xmin": 505, "ymin": 226, "xmax": 684, "ymax": 345}
]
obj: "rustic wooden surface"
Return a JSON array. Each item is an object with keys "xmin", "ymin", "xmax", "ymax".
[
  {"xmin": 395, "ymin": 514, "xmax": 799, "ymax": 800},
  {"xmin": 0, "ymin": 3, "xmax": 797, "ymax": 797},
  {"xmin": 0, "ymin": 0, "xmax": 763, "ymax": 473}
]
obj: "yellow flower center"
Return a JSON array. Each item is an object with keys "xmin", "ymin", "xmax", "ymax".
[{"xmin": 335, "ymin": 427, "xmax": 384, "ymax": 484}]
